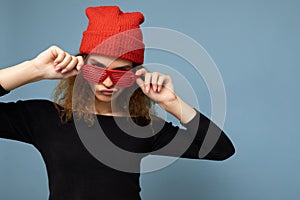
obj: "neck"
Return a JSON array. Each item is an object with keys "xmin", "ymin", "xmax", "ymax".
[{"xmin": 94, "ymin": 98, "xmax": 125, "ymax": 116}]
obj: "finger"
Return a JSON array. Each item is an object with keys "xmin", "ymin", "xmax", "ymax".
[
  {"xmin": 76, "ymin": 56, "xmax": 84, "ymax": 70},
  {"xmin": 151, "ymin": 72, "xmax": 159, "ymax": 92},
  {"xmin": 63, "ymin": 69, "xmax": 79, "ymax": 78},
  {"xmin": 135, "ymin": 67, "xmax": 149, "ymax": 92},
  {"xmin": 135, "ymin": 77, "xmax": 145, "ymax": 90},
  {"xmin": 56, "ymin": 53, "xmax": 72, "ymax": 70},
  {"xmin": 53, "ymin": 48, "xmax": 66, "ymax": 66},
  {"xmin": 136, "ymin": 77, "xmax": 150, "ymax": 95},
  {"xmin": 135, "ymin": 68, "xmax": 147, "ymax": 76},
  {"xmin": 157, "ymin": 75, "xmax": 165, "ymax": 92},
  {"xmin": 61, "ymin": 56, "xmax": 78, "ymax": 73},
  {"xmin": 144, "ymin": 72, "xmax": 152, "ymax": 93}
]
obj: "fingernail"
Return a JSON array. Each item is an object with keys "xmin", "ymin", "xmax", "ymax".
[
  {"xmin": 145, "ymin": 86, "xmax": 149, "ymax": 93},
  {"xmin": 61, "ymin": 69, "xmax": 67, "ymax": 73},
  {"xmin": 153, "ymin": 85, "xmax": 157, "ymax": 92}
]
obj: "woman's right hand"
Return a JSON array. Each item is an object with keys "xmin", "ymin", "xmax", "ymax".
[{"xmin": 32, "ymin": 45, "xmax": 84, "ymax": 79}]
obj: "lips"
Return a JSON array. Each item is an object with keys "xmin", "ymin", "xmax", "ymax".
[{"xmin": 98, "ymin": 89, "xmax": 117, "ymax": 96}]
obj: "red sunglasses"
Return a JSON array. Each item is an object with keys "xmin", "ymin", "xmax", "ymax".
[{"xmin": 81, "ymin": 64, "xmax": 140, "ymax": 88}]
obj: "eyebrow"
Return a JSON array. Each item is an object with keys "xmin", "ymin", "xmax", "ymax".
[{"xmin": 89, "ymin": 58, "xmax": 133, "ymax": 70}]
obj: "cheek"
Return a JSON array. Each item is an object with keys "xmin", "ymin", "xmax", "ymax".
[
  {"xmin": 116, "ymin": 87, "xmax": 134, "ymax": 99},
  {"xmin": 117, "ymin": 87, "xmax": 125, "ymax": 92},
  {"xmin": 112, "ymin": 87, "xmax": 124, "ymax": 97}
]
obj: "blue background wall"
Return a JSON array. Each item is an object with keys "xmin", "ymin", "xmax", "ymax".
[{"xmin": 1, "ymin": 0, "xmax": 299, "ymax": 199}]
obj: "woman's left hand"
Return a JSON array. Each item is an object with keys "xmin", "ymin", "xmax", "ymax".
[
  {"xmin": 135, "ymin": 68, "xmax": 197, "ymax": 123},
  {"xmin": 135, "ymin": 68, "xmax": 178, "ymax": 108}
]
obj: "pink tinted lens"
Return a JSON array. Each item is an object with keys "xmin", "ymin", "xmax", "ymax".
[
  {"xmin": 81, "ymin": 64, "xmax": 107, "ymax": 83},
  {"xmin": 109, "ymin": 70, "xmax": 137, "ymax": 87},
  {"xmin": 81, "ymin": 64, "xmax": 137, "ymax": 87}
]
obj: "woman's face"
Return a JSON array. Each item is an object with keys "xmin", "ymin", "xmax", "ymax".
[{"xmin": 85, "ymin": 54, "xmax": 134, "ymax": 103}]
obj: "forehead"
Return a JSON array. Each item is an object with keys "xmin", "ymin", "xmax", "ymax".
[{"xmin": 86, "ymin": 54, "xmax": 133, "ymax": 67}]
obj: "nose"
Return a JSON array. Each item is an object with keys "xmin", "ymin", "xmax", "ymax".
[{"xmin": 102, "ymin": 76, "xmax": 114, "ymax": 88}]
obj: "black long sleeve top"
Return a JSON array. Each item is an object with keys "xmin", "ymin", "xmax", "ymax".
[{"xmin": 0, "ymin": 85, "xmax": 235, "ymax": 200}]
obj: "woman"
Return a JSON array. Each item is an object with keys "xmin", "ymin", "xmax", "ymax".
[{"xmin": 0, "ymin": 6, "xmax": 235, "ymax": 200}]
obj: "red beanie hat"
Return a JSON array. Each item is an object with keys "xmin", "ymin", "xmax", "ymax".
[{"xmin": 79, "ymin": 6, "xmax": 145, "ymax": 64}]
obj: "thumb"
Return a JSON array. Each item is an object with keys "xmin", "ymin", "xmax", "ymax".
[{"xmin": 61, "ymin": 69, "xmax": 79, "ymax": 79}]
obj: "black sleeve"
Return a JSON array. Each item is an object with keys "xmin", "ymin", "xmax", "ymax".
[
  {"xmin": 151, "ymin": 109, "xmax": 235, "ymax": 161},
  {"xmin": 0, "ymin": 84, "xmax": 10, "ymax": 96},
  {"xmin": 0, "ymin": 84, "xmax": 34, "ymax": 144}
]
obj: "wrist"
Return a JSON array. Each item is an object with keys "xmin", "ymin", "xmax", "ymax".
[
  {"xmin": 158, "ymin": 95, "xmax": 179, "ymax": 112},
  {"xmin": 159, "ymin": 95, "xmax": 197, "ymax": 124},
  {"xmin": 28, "ymin": 59, "xmax": 45, "ymax": 81},
  {"xmin": 0, "ymin": 60, "xmax": 44, "ymax": 91}
]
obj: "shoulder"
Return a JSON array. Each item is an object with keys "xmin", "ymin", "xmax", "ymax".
[
  {"xmin": 0, "ymin": 99, "xmax": 63, "ymax": 127},
  {"xmin": 8, "ymin": 99, "xmax": 61, "ymax": 117},
  {"xmin": 14, "ymin": 99, "xmax": 57, "ymax": 109}
]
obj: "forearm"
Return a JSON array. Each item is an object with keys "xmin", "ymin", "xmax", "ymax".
[
  {"xmin": 0, "ymin": 60, "xmax": 42, "ymax": 91},
  {"xmin": 0, "ymin": 46, "xmax": 83, "ymax": 92},
  {"xmin": 160, "ymin": 95, "xmax": 197, "ymax": 124}
]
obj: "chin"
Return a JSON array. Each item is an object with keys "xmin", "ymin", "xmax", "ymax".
[{"xmin": 95, "ymin": 96, "xmax": 112, "ymax": 103}]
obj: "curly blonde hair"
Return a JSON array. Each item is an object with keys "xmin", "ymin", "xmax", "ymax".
[{"xmin": 53, "ymin": 55, "xmax": 154, "ymax": 126}]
